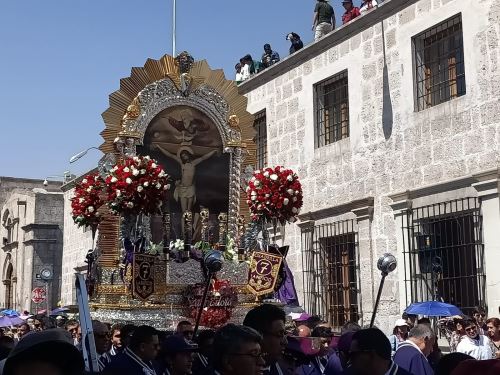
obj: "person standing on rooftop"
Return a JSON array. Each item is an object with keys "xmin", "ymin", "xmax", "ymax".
[{"xmin": 312, "ymin": 0, "xmax": 335, "ymax": 41}]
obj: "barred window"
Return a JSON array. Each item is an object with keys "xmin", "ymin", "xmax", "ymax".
[
  {"xmin": 253, "ymin": 111, "xmax": 267, "ymax": 169},
  {"xmin": 413, "ymin": 14, "xmax": 466, "ymax": 111},
  {"xmin": 302, "ymin": 220, "xmax": 360, "ymax": 328},
  {"xmin": 401, "ymin": 198, "xmax": 485, "ymax": 316},
  {"xmin": 315, "ymin": 71, "xmax": 349, "ymax": 148}
]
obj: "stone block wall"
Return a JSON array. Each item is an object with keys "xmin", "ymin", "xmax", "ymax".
[
  {"xmin": 61, "ymin": 188, "xmax": 94, "ymax": 306},
  {"xmin": 241, "ymin": 0, "xmax": 500, "ymax": 332}
]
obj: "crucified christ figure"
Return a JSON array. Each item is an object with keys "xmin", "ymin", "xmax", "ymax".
[{"xmin": 154, "ymin": 144, "xmax": 218, "ymax": 213}]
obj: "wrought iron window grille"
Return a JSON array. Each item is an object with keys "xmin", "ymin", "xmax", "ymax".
[
  {"xmin": 301, "ymin": 219, "xmax": 360, "ymax": 328},
  {"xmin": 413, "ymin": 14, "xmax": 466, "ymax": 111},
  {"xmin": 253, "ymin": 110, "xmax": 267, "ymax": 170},
  {"xmin": 314, "ymin": 71, "xmax": 349, "ymax": 148},
  {"xmin": 401, "ymin": 197, "xmax": 486, "ymax": 316}
]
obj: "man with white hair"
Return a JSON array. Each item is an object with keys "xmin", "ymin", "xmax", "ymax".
[{"xmin": 393, "ymin": 324, "xmax": 435, "ymax": 375}]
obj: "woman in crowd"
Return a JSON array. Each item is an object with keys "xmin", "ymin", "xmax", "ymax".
[
  {"xmin": 388, "ymin": 319, "xmax": 409, "ymax": 357},
  {"xmin": 449, "ymin": 318, "xmax": 465, "ymax": 353},
  {"xmin": 486, "ymin": 317, "xmax": 500, "ymax": 359}
]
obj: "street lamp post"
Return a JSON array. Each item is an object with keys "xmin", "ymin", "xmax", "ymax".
[
  {"xmin": 369, "ymin": 253, "xmax": 397, "ymax": 327},
  {"xmin": 69, "ymin": 147, "xmax": 101, "ymax": 164}
]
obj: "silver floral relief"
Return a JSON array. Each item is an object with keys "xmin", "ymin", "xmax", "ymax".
[
  {"xmin": 227, "ymin": 148, "xmax": 243, "ymax": 239},
  {"xmin": 132, "ymin": 80, "xmax": 234, "ymax": 147}
]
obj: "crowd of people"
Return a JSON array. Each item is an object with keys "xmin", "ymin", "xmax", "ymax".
[
  {"xmin": 235, "ymin": 0, "xmax": 378, "ymax": 84},
  {"xmin": 0, "ymin": 304, "xmax": 498, "ymax": 375}
]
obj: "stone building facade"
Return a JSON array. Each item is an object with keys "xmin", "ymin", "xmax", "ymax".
[
  {"xmin": 239, "ymin": 0, "xmax": 500, "ymax": 332},
  {"xmin": 60, "ymin": 174, "xmax": 95, "ymax": 307},
  {"xmin": 0, "ymin": 177, "xmax": 64, "ymax": 312}
]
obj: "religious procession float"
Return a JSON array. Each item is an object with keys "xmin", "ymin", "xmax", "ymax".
[{"xmin": 70, "ymin": 52, "xmax": 303, "ymax": 329}]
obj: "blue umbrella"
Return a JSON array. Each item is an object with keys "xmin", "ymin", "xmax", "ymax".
[
  {"xmin": 405, "ymin": 301, "xmax": 463, "ymax": 317},
  {"xmin": 50, "ymin": 307, "xmax": 69, "ymax": 315},
  {"xmin": 0, "ymin": 309, "xmax": 19, "ymax": 317},
  {"xmin": 0, "ymin": 315, "xmax": 24, "ymax": 327}
]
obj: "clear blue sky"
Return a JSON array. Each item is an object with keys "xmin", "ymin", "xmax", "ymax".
[{"xmin": 0, "ymin": 0, "xmax": 344, "ymax": 180}]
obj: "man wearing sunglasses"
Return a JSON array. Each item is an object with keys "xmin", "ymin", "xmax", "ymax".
[
  {"xmin": 213, "ymin": 324, "xmax": 266, "ymax": 375},
  {"xmin": 456, "ymin": 318, "xmax": 494, "ymax": 360},
  {"xmin": 349, "ymin": 328, "xmax": 411, "ymax": 375}
]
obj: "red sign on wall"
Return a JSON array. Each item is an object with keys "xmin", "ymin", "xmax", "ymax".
[{"xmin": 31, "ymin": 287, "xmax": 46, "ymax": 304}]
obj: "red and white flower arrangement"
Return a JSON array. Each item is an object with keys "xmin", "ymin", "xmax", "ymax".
[
  {"xmin": 246, "ymin": 166, "xmax": 303, "ymax": 224},
  {"xmin": 105, "ymin": 155, "xmax": 171, "ymax": 216},
  {"xmin": 185, "ymin": 279, "xmax": 237, "ymax": 328},
  {"xmin": 71, "ymin": 172, "xmax": 105, "ymax": 229}
]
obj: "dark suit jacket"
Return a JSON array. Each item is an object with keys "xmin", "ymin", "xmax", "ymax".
[
  {"xmin": 103, "ymin": 351, "xmax": 158, "ymax": 375},
  {"xmin": 393, "ymin": 344, "xmax": 434, "ymax": 375}
]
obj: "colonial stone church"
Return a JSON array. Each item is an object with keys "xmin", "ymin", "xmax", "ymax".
[{"xmin": 0, "ymin": 177, "xmax": 64, "ymax": 312}]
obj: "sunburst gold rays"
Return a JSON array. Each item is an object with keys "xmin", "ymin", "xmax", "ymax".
[{"xmin": 100, "ymin": 54, "xmax": 256, "ymax": 153}]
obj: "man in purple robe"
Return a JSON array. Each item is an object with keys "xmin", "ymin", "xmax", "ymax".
[{"xmin": 393, "ymin": 324, "xmax": 436, "ymax": 375}]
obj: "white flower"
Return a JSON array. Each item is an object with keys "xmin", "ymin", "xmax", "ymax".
[
  {"xmin": 156, "ymin": 183, "xmax": 161, "ymax": 189},
  {"xmin": 283, "ymin": 198, "xmax": 289, "ymax": 205},
  {"xmin": 287, "ymin": 189, "xmax": 294, "ymax": 195},
  {"xmin": 251, "ymin": 195, "xmax": 257, "ymax": 201},
  {"xmin": 251, "ymin": 191, "xmax": 257, "ymax": 196},
  {"xmin": 95, "ymin": 212, "xmax": 100, "ymax": 217},
  {"xmin": 295, "ymin": 190, "xmax": 300, "ymax": 195},
  {"xmin": 246, "ymin": 186, "xmax": 250, "ymax": 192},
  {"xmin": 265, "ymin": 194, "xmax": 270, "ymax": 198},
  {"xmin": 79, "ymin": 198, "xmax": 85, "ymax": 203},
  {"xmin": 111, "ymin": 177, "xmax": 117, "ymax": 183},
  {"xmin": 292, "ymin": 207, "xmax": 298, "ymax": 213},
  {"xmin": 144, "ymin": 155, "xmax": 150, "ymax": 161},
  {"xmin": 123, "ymin": 167, "xmax": 130, "ymax": 173},
  {"xmin": 137, "ymin": 186, "xmax": 144, "ymax": 192},
  {"xmin": 133, "ymin": 156, "xmax": 139, "ymax": 162},
  {"xmin": 158, "ymin": 170, "xmax": 165, "ymax": 177},
  {"xmin": 255, "ymin": 170, "xmax": 261, "ymax": 174},
  {"xmin": 82, "ymin": 179, "xmax": 88, "ymax": 184},
  {"xmin": 140, "ymin": 169, "xmax": 146, "ymax": 175},
  {"xmin": 151, "ymin": 163, "xmax": 157, "ymax": 168},
  {"xmin": 263, "ymin": 171, "xmax": 270, "ymax": 177},
  {"xmin": 116, "ymin": 190, "xmax": 121, "ymax": 197},
  {"xmin": 254, "ymin": 180, "xmax": 260, "ymax": 187},
  {"xmin": 257, "ymin": 204, "xmax": 262, "ymax": 210},
  {"xmin": 132, "ymin": 169, "xmax": 139, "ymax": 176},
  {"xmin": 87, "ymin": 206, "xmax": 95, "ymax": 213},
  {"xmin": 270, "ymin": 174, "xmax": 278, "ymax": 181},
  {"xmin": 86, "ymin": 187, "xmax": 92, "ymax": 193},
  {"xmin": 143, "ymin": 181, "xmax": 149, "ymax": 187},
  {"xmin": 126, "ymin": 202, "xmax": 134, "ymax": 208},
  {"xmin": 287, "ymin": 175, "xmax": 293, "ymax": 181},
  {"xmin": 126, "ymin": 178, "xmax": 132, "ymax": 184},
  {"xmin": 163, "ymin": 184, "xmax": 169, "ymax": 190}
]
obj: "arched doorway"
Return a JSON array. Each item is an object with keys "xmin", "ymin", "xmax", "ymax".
[{"xmin": 4, "ymin": 263, "xmax": 13, "ymax": 309}]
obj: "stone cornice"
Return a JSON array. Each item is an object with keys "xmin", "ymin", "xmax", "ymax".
[
  {"xmin": 21, "ymin": 223, "xmax": 60, "ymax": 231},
  {"xmin": 298, "ymin": 197, "xmax": 374, "ymax": 222},
  {"xmin": 388, "ymin": 168, "xmax": 499, "ymax": 209},
  {"xmin": 238, "ymin": 0, "xmax": 419, "ymax": 94},
  {"xmin": 23, "ymin": 238, "xmax": 58, "ymax": 245}
]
